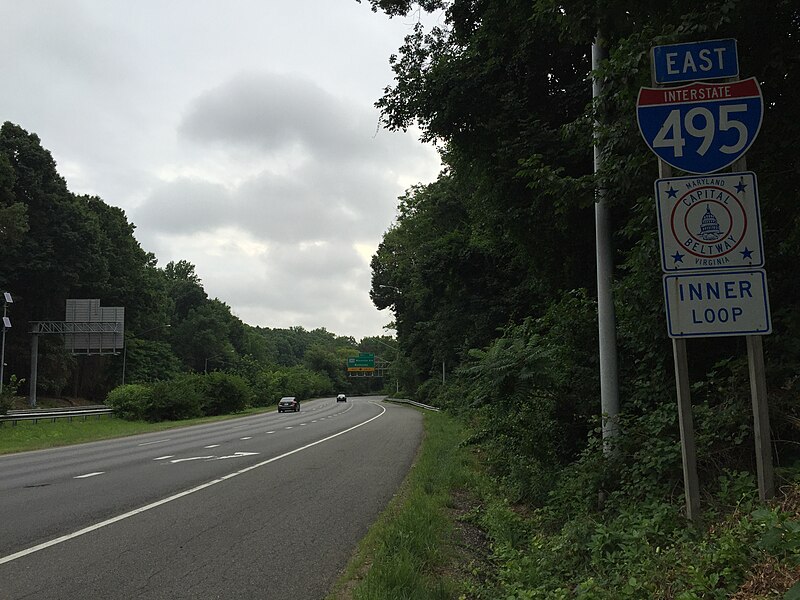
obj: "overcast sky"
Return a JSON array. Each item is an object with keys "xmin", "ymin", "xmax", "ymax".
[{"xmin": 1, "ymin": 1, "xmax": 442, "ymax": 340}]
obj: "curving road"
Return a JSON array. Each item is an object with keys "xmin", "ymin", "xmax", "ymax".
[{"xmin": 0, "ymin": 396, "xmax": 423, "ymax": 599}]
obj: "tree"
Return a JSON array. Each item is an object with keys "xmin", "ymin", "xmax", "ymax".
[{"xmin": 163, "ymin": 260, "xmax": 208, "ymax": 322}]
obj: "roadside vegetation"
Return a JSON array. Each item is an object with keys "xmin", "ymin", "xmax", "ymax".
[
  {"xmin": 331, "ymin": 410, "xmax": 800, "ymax": 599},
  {"xmin": 327, "ymin": 409, "xmax": 474, "ymax": 600}
]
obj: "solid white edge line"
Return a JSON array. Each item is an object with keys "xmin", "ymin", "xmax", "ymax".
[{"xmin": 0, "ymin": 402, "xmax": 387, "ymax": 565}]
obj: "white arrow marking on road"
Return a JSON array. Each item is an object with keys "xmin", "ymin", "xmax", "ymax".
[
  {"xmin": 153, "ymin": 456, "xmax": 174, "ymax": 461},
  {"xmin": 170, "ymin": 456, "xmax": 214, "ymax": 463},
  {"xmin": 213, "ymin": 452, "xmax": 259, "ymax": 460}
]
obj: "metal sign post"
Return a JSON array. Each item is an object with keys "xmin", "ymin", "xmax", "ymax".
[
  {"xmin": 660, "ymin": 160, "xmax": 702, "ymax": 522},
  {"xmin": 1, "ymin": 292, "xmax": 12, "ymax": 395}
]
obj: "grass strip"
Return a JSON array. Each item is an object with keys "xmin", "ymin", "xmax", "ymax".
[
  {"xmin": 327, "ymin": 409, "xmax": 476, "ymax": 600},
  {"xmin": 0, "ymin": 407, "xmax": 273, "ymax": 455}
]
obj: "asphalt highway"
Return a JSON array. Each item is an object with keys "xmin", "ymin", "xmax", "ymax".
[{"xmin": 0, "ymin": 396, "xmax": 423, "ymax": 599}]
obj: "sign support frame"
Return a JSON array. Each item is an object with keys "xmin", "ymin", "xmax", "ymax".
[{"xmin": 647, "ymin": 50, "xmax": 775, "ymax": 518}]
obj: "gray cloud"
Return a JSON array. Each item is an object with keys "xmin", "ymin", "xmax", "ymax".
[
  {"xmin": 136, "ymin": 72, "xmax": 426, "ymax": 246},
  {"xmin": 3, "ymin": 1, "xmax": 440, "ymax": 339},
  {"xmin": 179, "ymin": 74, "xmax": 363, "ymax": 157}
]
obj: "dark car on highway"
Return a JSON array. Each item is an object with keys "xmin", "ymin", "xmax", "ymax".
[{"xmin": 277, "ymin": 396, "xmax": 300, "ymax": 413}]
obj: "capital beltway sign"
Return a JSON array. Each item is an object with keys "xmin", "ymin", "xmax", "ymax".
[
  {"xmin": 637, "ymin": 77, "xmax": 763, "ymax": 174},
  {"xmin": 655, "ymin": 172, "xmax": 764, "ymax": 272}
]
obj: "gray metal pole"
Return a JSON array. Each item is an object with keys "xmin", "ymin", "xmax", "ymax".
[
  {"xmin": 29, "ymin": 330, "xmax": 38, "ymax": 408},
  {"xmin": 122, "ymin": 342, "xmax": 127, "ymax": 385},
  {"xmin": 593, "ymin": 35, "xmax": 620, "ymax": 450},
  {"xmin": 0, "ymin": 301, "xmax": 7, "ymax": 395},
  {"xmin": 0, "ymin": 327, "xmax": 6, "ymax": 395}
]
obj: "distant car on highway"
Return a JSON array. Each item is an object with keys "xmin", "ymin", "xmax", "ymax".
[
  {"xmin": 336, "ymin": 393, "xmax": 347, "ymax": 402},
  {"xmin": 277, "ymin": 397, "xmax": 300, "ymax": 413}
]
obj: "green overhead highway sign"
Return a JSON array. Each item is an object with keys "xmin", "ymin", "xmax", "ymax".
[{"xmin": 347, "ymin": 353, "xmax": 375, "ymax": 369}]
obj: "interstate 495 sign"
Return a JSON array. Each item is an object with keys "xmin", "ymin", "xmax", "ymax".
[{"xmin": 637, "ymin": 77, "xmax": 763, "ymax": 174}]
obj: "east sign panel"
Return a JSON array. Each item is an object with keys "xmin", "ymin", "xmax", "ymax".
[{"xmin": 651, "ymin": 38, "xmax": 739, "ymax": 84}]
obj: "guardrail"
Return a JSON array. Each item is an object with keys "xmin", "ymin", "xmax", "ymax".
[
  {"xmin": 384, "ymin": 397, "xmax": 441, "ymax": 412},
  {"xmin": 0, "ymin": 406, "xmax": 115, "ymax": 426}
]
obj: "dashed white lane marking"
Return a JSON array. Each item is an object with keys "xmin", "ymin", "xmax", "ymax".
[
  {"xmin": 204, "ymin": 445, "xmax": 220, "ymax": 449},
  {"xmin": 300, "ymin": 423, "xmax": 307, "ymax": 426},
  {"xmin": 153, "ymin": 456, "xmax": 174, "ymax": 461},
  {"xmin": 240, "ymin": 437, "xmax": 252, "ymax": 440},
  {"xmin": 138, "ymin": 439, "xmax": 171, "ymax": 446},
  {"xmin": 0, "ymin": 402, "xmax": 386, "ymax": 565},
  {"xmin": 266, "ymin": 431, "xmax": 275, "ymax": 434},
  {"xmin": 285, "ymin": 426, "xmax": 293, "ymax": 429},
  {"xmin": 74, "ymin": 472, "xmax": 104, "ymax": 479},
  {"xmin": 170, "ymin": 456, "xmax": 214, "ymax": 464}
]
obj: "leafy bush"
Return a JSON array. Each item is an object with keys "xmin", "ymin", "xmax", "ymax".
[
  {"xmin": 147, "ymin": 375, "xmax": 205, "ymax": 422},
  {"xmin": 452, "ymin": 290, "xmax": 600, "ymax": 503},
  {"xmin": 105, "ymin": 384, "xmax": 152, "ymax": 420},
  {"xmin": 200, "ymin": 371, "xmax": 252, "ymax": 415},
  {"xmin": 0, "ymin": 375, "xmax": 23, "ymax": 415}
]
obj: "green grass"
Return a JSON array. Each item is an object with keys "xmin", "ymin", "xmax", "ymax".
[
  {"xmin": 0, "ymin": 407, "xmax": 274, "ymax": 455},
  {"xmin": 327, "ymin": 409, "xmax": 475, "ymax": 600}
]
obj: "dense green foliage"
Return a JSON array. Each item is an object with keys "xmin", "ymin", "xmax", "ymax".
[
  {"xmin": 365, "ymin": 0, "xmax": 800, "ymax": 595},
  {"xmin": 105, "ymin": 384, "xmax": 153, "ymax": 420}
]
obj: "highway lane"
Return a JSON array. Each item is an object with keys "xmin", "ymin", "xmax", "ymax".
[{"xmin": 0, "ymin": 396, "xmax": 424, "ymax": 599}]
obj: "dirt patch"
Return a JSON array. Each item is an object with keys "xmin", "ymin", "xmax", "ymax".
[
  {"xmin": 730, "ymin": 484, "xmax": 800, "ymax": 599},
  {"xmin": 730, "ymin": 560, "xmax": 800, "ymax": 599},
  {"xmin": 438, "ymin": 487, "xmax": 495, "ymax": 595}
]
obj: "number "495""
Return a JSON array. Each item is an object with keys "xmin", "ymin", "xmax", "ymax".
[{"xmin": 653, "ymin": 104, "xmax": 749, "ymax": 157}]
